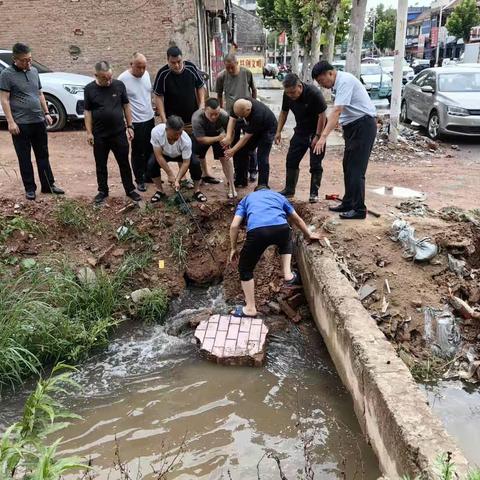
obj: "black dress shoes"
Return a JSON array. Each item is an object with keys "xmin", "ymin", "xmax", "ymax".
[
  {"xmin": 339, "ymin": 209, "xmax": 367, "ymax": 220},
  {"xmin": 329, "ymin": 203, "xmax": 351, "ymax": 212},
  {"xmin": 26, "ymin": 191, "xmax": 36, "ymax": 201},
  {"xmin": 41, "ymin": 184, "xmax": 65, "ymax": 194}
]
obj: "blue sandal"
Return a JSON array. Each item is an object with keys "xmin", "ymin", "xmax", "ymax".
[
  {"xmin": 231, "ymin": 305, "xmax": 257, "ymax": 318},
  {"xmin": 285, "ymin": 271, "xmax": 301, "ymax": 286}
]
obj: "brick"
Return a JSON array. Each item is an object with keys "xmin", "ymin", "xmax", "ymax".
[{"xmin": 227, "ymin": 323, "xmax": 240, "ymax": 340}]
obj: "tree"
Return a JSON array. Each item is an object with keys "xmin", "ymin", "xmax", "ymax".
[
  {"xmin": 345, "ymin": 0, "xmax": 369, "ymax": 78},
  {"xmin": 375, "ymin": 16, "xmax": 396, "ymax": 50},
  {"xmin": 446, "ymin": 0, "xmax": 480, "ymax": 42}
]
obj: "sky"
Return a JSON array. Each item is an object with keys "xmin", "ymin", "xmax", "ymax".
[{"xmin": 367, "ymin": 0, "xmax": 431, "ymax": 8}]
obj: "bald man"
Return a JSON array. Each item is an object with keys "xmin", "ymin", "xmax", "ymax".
[
  {"xmin": 222, "ymin": 98, "xmax": 277, "ymax": 187},
  {"xmin": 118, "ymin": 53, "xmax": 155, "ymax": 191}
]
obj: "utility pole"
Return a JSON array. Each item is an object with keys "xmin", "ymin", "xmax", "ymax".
[
  {"xmin": 389, "ymin": 0, "xmax": 409, "ymax": 142},
  {"xmin": 274, "ymin": 36, "xmax": 277, "ymax": 64},
  {"xmin": 283, "ymin": 34, "xmax": 287, "ymax": 65},
  {"xmin": 435, "ymin": 5, "xmax": 444, "ymax": 66}
]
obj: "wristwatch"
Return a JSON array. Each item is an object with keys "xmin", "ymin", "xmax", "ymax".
[{"xmin": 127, "ymin": 125, "xmax": 134, "ymax": 130}]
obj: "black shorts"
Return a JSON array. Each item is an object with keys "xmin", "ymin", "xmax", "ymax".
[
  {"xmin": 238, "ymin": 224, "xmax": 292, "ymax": 281},
  {"xmin": 193, "ymin": 138, "xmax": 225, "ymax": 160}
]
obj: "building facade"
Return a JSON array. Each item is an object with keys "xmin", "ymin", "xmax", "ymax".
[{"xmin": 0, "ymin": 0, "xmax": 232, "ymax": 82}]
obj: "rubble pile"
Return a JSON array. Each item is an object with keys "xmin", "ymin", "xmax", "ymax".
[{"xmin": 372, "ymin": 122, "xmax": 454, "ymax": 165}]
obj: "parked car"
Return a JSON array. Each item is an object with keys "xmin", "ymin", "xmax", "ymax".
[
  {"xmin": 360, "ymin": 63, "xmax": 392, "ymax": 102},
  {"xmin": 263, "ymin": 63, "xmax": 279, "ymax": 79},
  {"xmin": 378, "ymin": 56, "xmax": 415, "ymax": 84},
  {"xmin": 332, "ymin": 60, "xmax": 346, "ymax": 71},
  {"xmin": 276, "ymin": 63, "xmax": 292, "ymax": 81},
  {"xmin": 401, "ymin": 67, "xmax": 480, "ymax": 139},
  {"xmin": 0, "ymin": 50, "xmax": 92, "ymax": 131},
  {"xmin": 411, "ymin": 59, "xmax": 430, "ymax": 74}
]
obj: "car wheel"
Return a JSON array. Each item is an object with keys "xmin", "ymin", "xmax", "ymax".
[
  {"xmin": 400, "ymin": 100, "xmax": 411, "ymax": 124},
  {"xmin": 44, "ymin": 94, "xmax": 67, "ymax": 132},
  {"xmin": 427, "ymin": 111, "xmax": 441, "ymax": 140}
]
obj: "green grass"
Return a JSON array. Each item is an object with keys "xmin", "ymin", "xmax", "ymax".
[
  {"xmin": 170, "ymin": 226, "xmax": 189, "ymax": 268},
  {"xmin": 53, "ymin": 198, "xmax": 91, "ymax": 230},
  {"xmin": 134, "ymin": 288, "xmax": 169, "ymax": 323},
  {"xmin": 1, "ymin": 364, "xmax": 88, "ymax": 479},
  {"xmin": 0, "ymin": 215, "xmax": 45, "ymax": 243},
  {"xmin": 0, "ymin": 250, "xmax": 162, "ymax": 391}
]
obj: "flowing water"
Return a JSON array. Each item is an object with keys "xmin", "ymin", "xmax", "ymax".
[{"xmin": 0, "ymin": 287, "xmax": 381, "ymax": 479}]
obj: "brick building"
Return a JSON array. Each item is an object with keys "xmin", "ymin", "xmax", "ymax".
[{"xmin": 0, "ymin": 0, "xmax": 233, "ymax": 81}]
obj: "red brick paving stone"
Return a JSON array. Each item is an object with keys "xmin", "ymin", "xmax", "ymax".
[
  {"xmin": 218, "ymin": 315, "xmax": 230, "ymax": 331},
  {"xmin": 194, "ymin": 314, "xmax": 269, "ymax": 367},
  {"xmin": 227, "ymin": 323, "xmax": 240, "ymax": 340}
]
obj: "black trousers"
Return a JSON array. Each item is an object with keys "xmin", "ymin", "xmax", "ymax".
[
  {"xmin": 233, "ymin": 122, "xmax": 258, "ymax": 182},
  {"xmin": 93, "ymin": 132, "xmax": 136, "ymax": 194},
  {"xmin": 131, "ymin": 118, "xmax": 154, "ymax": 184},
  {"xmin": 286, "ymin": 132, "xmax": 324, "ymax": 172},
  {"xmin": 11, "ymin": 122, "xmax": 55, "ymax": 192},
  {"xmin": 342, "ymin": 116, "xmax": 377, "ymax": 213},
  {"xmin": 239, "ymin": 224, "xmax": 292, "ymax": 281},
  {"xmin": 233, "ymin": 129, "xmax": 275, "ymax": 187},
  {"xmin": 147, "ymin": 154, "xmax": 202, "ymax": 182}
]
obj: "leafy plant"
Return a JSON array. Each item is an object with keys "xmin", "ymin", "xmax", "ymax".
[
  {"xmin": 0, "ymin": 364, "xmax": 88, "ymax": 479},
  {"xmin": 0, "ymin": 216, "xmax": 45, "ymax": 243},
  {"xmin": 169, "ymin": 226, "xmax": 189, "ymax": 268}
]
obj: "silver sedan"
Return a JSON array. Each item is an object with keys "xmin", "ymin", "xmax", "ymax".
[{"xmin": 401, "ymin": 67, "xmax": 480, "ymax": 140}]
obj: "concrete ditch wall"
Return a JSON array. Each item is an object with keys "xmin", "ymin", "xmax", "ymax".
[{"xmin": 296, "ymin": 241, "xmax": 469, "ymax": 479}]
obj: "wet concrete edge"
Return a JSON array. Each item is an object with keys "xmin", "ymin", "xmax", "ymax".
[{"xmin": 295, "ymin": 238, "xmax": 469, "ymax": 479}]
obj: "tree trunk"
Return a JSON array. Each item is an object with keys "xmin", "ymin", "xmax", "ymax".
[
  {"xmin": 345, "ymin": 0, "xmax": 368, "ymax": 78},
  {"xmin": 291, "ymin": 18, "xmax": 301, "ymax": 75},
  {"xmin": 303, "ymin": 20, "xmax": 322, "ymax": 82},
  {"xmin": 325, "ymin": 0, "xmax": 341, "ymax": 63}
]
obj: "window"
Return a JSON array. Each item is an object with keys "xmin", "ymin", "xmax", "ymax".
[
  {"xmin": 423, "ymin": 72, "xmax": 436, "ymax": 89},
  {"xmin": 438, "ymin": 72, "xmax": 480, "ymax": 92},
  {"xmin": 412, "ymin": 71, "xmax": 429, "ymax": 86}
]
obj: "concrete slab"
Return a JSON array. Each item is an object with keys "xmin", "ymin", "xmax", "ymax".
[{"xmin": 194, "ymin": 315, "xmax": 269, "ymax": 367}]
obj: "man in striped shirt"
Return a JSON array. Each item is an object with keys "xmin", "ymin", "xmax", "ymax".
[{"xmin": 153, "ymin": 46, "xmax": 219, "ymax": 184}]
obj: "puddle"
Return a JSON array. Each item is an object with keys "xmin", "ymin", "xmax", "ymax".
[{"xmin": 372, "ymin": 186, "xmax": 426, "ymax": 200}]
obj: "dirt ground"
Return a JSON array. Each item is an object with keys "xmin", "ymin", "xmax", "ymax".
[{"xmin": 1, "ymin": 125, "xmax": 480, "ymax": 381}]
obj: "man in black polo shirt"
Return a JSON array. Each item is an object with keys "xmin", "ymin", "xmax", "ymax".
[
  {"xmin": 84, "ymin": 61, "xmax": 141, "ymax": 204},
  {"xmin": 0, "ymin": 43, "xmax": 64, "ymax": 201},
  {"xmin": 275, "ymin": 73, "xmax": 327, "ymax": 203},
  {"xmin": 153, "ymin": 46, "xmax": 218, "ymax": 184},
  {"xmin": 222, "ymin": 98, "xmax": 277, "ymax": 187}
]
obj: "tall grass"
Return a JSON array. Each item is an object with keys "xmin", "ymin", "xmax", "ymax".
[
  {"xmin": 0, "ymin": 252, "xmax": 166, "ymax": 391},
  {"xmin": 0, "ymin": 364, "xmax": 88, "ymax": 479},
  {"xmin": 53, "ymin": 198, "xmax": 91, "ymax": 230}
]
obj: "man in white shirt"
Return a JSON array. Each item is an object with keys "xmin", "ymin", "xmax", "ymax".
[
  {"xmin": 147, "ymin": 115, "xmax": 206, "ymax": 203},
  {"xmin": 118, "ymin": 53, "xmax": 155, "ymax": 192},
  {"xmin": 312, "ymin": 61, "xmax": 377, "ymax": 220}
]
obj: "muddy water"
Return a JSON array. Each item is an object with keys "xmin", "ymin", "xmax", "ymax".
[
  {"xmin": 0, "ymin": 287, "xmax": 380, "ymax": 479},
  {"xmin": 423, "ymin": 382, "xmax": 480, "ymax": 464}
]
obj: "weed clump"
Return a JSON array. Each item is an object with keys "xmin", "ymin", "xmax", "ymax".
[
  {"xmin": 53, "ymin": 198, "xmax": 91, "ymax": 230},
  {"xmin": 134, "ymin": 288, "xmax": 169, "ymax": 323},
  {"xmin": 0, "ymin": 215, "xmax": 45, "ymax": 243}
]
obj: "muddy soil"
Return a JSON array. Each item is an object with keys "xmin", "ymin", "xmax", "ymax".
[
  {"xmin": 0, "ymin": 195, "xmax": 310, "ymax": 324},
  {"xmin": 308, "ymin": 204, "xmax": 480, "ymax": 382}
]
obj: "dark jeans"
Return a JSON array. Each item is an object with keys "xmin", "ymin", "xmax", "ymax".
[
  {"xmin": 147, "ymin": 153, "xmax": 202, "ymax": 182},
  {"xmin": 342, "ymin": 116, "xmax": 377, "ymax": 213},
  {"xmin": 131, "ymin": 118, "xmax": 154, "ymax": 184},
  {"xmin": 11, "ymin": 122, "xmax": 55, "ymax": 192},
  {"xmin": 233, "ymin": 122, "xmax": 258, "ymax": 179},
  {"xmin": 93, "ymin": 132, "xmax": 136, "ymax": 194},
  {"xmin": 239, "ymin": 224, "xmax": 292, "ymax": 281},
  {"xmin": 233, "ymin": 130, "xmax": 275, "ymax": 186}
]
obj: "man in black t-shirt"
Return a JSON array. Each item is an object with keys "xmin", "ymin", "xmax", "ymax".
[
  {"xmin": 84, "ymin": 61, "xmax": 141, "ymax": 204},
  {"xmin": 222, "ymin": 98, "xmax": 277, "ymax": 187},
  {"xmin": 275, "ymin": 74, "xmax": 327, "ymax": 203},
  {"xmin": 153, "ymin": 46, "xmax": 218, "ymax": 184}
]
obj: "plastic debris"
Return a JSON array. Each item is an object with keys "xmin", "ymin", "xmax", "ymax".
[
  {"xmin": 116, "ymin": 225, "xmax": 129, "ymax": 239},
  {"xmin": 390, "ymin": 219, "xmax": 438, "ymax": 262},
  {"xmin": 424, "ymin": 306, "xmax": 461, "ymax": 359},
  {"xmin": 447, "ymin": 254, "xmax": 468, "ymax": 278}
]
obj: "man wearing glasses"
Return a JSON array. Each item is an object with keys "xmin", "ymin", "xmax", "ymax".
[{"xmin": 0, "ymin": 43, "xmax": 64, "ymax": 200}]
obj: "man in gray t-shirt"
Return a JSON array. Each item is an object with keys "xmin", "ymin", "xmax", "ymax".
[
  {"xmin": 192, "ymin": 98, "xmax": 237, "ymax": 198},
  {"xmin": 312, "ymin": 61, "xmax": 377, "ymax": 220},
  {"xmin": 0, "ymin": 43, "xmax": 64, "ymax": 200},
  {"xmin": 215, "ymin": 53, "xmax": 258, "ymax": 184}
]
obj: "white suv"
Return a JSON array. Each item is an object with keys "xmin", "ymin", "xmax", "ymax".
[{"xmin": 0, "ymin": 50, "xmax": 92, "ymax": 131}]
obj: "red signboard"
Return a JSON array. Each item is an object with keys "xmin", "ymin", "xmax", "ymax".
[{"xmin": 278, "ymin": 31, "xmax": 287, "ymax": 46}]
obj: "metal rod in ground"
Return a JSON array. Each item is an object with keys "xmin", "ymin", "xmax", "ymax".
[{"xmin": 176, "ymin": 190, "xmax": 217, "ymax": 263}]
